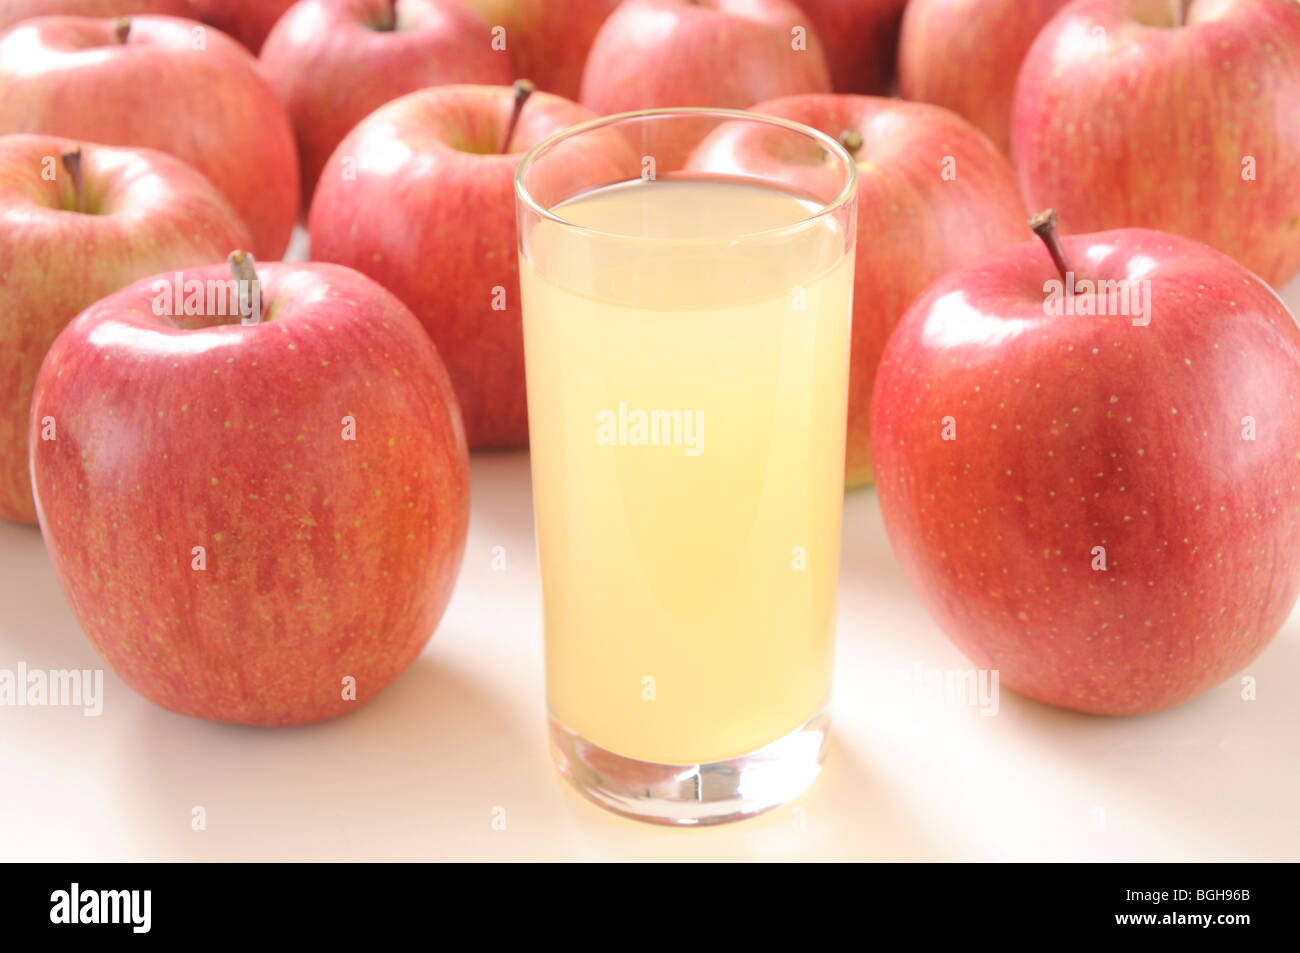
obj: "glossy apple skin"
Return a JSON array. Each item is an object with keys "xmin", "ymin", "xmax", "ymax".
[
  {"xmin": 260, "ymin": 0, "xmax": 512, "ymax": 212},
  {"xmin": 793, "ymin": 0, "xmax": 905, "ymax": 94},
  {"xmin": 899, "ymin": 0, "xmax": 1068, "ymax": 154},
  {"xmin": 309, "ymin": 84, "xmax": 596, "ymax": 449},
  {"xmin": 460, "ymin": 0, "xmax": 622, "ymax": 100},
  {"xmin": 0, "ymin": 133, "xmax": 251, "ymax": 524},
  {"xmin": 31, "ymin": 261, "xmax": 470, "ymax": 725},
  {"xmin": 187, "ymin": 0, "xmax": 295, "ymax": 53},
  {"xmin": 0, "ymin": 15, "xmax": 299, "ymax": 259},
  {"xmin": 871, "ymin": 228, "xmax": 1300, "ymax": 714},
  {"xmin": 0, "ymin": 0, "xmax": 189, "ymax": 29},
  {"xmin": 1012, "ymin": 0, "xmax": 1300, "ymax": 287},
  {"xmin": 725, "ymin": 95, "xmax": 1026, "ymax": 487},
  {"xmin": 580, "ymin": 0, "xmax": 831, "ymax": 114}
]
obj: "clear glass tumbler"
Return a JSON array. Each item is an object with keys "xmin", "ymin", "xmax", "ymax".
[{"xmin": 515, "ymin": 109, "xmax": 858, "ymax": 825}]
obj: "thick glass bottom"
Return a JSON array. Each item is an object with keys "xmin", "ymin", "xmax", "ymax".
[{"xmin": 548, "ymin": 705, "xmax": 830, "ymax": 826}]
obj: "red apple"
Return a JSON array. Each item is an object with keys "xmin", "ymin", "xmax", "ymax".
[
  {"xmin": 792, "ymin": 0, "xmax": 906, "ymax": 94},
  {"xmin": 1012, "ymin": 0, "xmax": 1300, "ymax": 288},
  {"xmin": 260, "ymin": 0, "xmax": 512, "ymax": 212},
  {"xmin": 0, "ymin": 14, "xmax": 299, "ymax": 259},
  {"xmin": 187, "ymin": 0, "xmax": 294, "ymax": 53},
  {"xmin": 309, "ymin": 83, "xmax": 602, "ymax": 449},
  {"xmin": 871, "ymin": 214, "xmax": 1300, "ymax": 714},
  {"xmin": 460, "ymin": 0, "xmax": 622, "ymax": 100},
  {"xmin": 0, "ymin": 0, "xmax": 189, "ymax": 30},
  {"xmin": 580, "ymin": 0, "xmax": 832, "ymax": 115},
  {"xmin": 0, "ymin": 133, "xmax": 250, "ymax": 524},
  {"xmin": 698, "ymin": 94, "xmax": 1026, "ymax": 486},
  {"xmin": 899, "ymin": 0, "xmax": 1068, "ymax": 154},
  {"xmin": 30, "ymin": 257, "xmax": 470, "ymax": 725}
]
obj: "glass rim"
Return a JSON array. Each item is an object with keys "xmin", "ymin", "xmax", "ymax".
[{"xmin": 514, "ymin": 106, "xmax": 859, "ymax": 243}]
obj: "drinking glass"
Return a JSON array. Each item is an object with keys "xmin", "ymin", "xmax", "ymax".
[{"xmin": 515, "ymin": 108, "xmax": 858, "ymax": 825}]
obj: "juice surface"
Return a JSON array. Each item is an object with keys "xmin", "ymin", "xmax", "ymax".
[{"xmin": 521, "ymin": 177, "xmax": 852, "ymax": 765}]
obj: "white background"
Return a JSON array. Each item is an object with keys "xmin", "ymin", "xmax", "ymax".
[{"xmin": 1, "ymin": 242, "xmax": 1296, "ymax": 862}]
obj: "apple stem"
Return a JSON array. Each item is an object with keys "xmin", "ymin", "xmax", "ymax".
[
  {"xmin": 1029, "ymin": 209, "xmax": 1074, "ymax": 290},
  {"xmin": 60, "ymin": 147, "xmax": 85, "ymax": 214},
  {"xmin": 227, "ymin": 250, "xmax": 261, "ymax": 325},
  {"xmin": 838, "ymin": 129, "xmax": 863, "ymax": 156},
  {"xmin": 379, "ymin": 0, "xmax": 397, "ymax": 30},
  {"xmin": 499, "ymin": 79, "xmax": 535, "ymax": 154},
  {"xmin": 113, "ymin": 16, "xmax": 130, "ymax": 43},
  {"xmin": 1178, "ymin": 0, "xmax": 1193, "ymax": 26}
]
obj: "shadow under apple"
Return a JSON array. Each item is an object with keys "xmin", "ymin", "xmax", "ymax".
[
  {"xmin": 0, "ymin": 520, "xmax": 100, "ymax": 667},
  {"xmin": 106, "ymin": 646, "xmax": 542, "ymax": 861},
  {"xmin": 837, "ymin": 482, "xmax": 1300, "ymax": 859}
]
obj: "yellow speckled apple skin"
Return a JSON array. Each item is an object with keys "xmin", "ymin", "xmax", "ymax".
[
  {"xmin": 29, "ymin": 261, "xmax": 470, "ymax": 726},
  {"xmin": 0, "ymin": 134, "xmax": 252, "ymax": 525},
  {"xmin": 872, "ymin": 228, "xmax": 1300, "ymax": 714},
  {"xmin": 1012, "ymin": 0, "xmax": 1300, "ymax": 288}
]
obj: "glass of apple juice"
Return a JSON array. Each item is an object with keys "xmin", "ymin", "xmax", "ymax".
[{"xmin": 514, "ymin": 109, "xmax": 858, "ymax": 825}]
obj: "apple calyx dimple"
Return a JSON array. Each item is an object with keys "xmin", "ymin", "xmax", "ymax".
[
  {"xmin": 113, "ymin": 17, "xmax": 131, "ymax": 44},
  {"xmin": 1029, "ymin": 208, "xmax": 1074, "ymax": 291},
  {"xmin": 500, "ymin": 79, "xmax": 536, "ymax": 154},
  {"xmin": 227, "ymin": 250, "xmax": 261, "ymax": 325},
  {"xmin": 60, "ymin": 146, "xmax": 85, "ymax": 214}
]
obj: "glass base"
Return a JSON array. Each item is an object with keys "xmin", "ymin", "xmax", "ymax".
[{"xmin": 548, "ymin": 706, "xmax": 830, "ymax": 826}]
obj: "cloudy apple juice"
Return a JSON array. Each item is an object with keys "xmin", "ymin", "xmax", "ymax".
[{"xmin": 520, "ymin": 176, "xmax": 853, "ymax": 769}]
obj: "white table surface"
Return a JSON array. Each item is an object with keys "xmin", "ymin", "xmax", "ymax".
[{"xmin": 2, "ymin": 238, "xmax": 1297, "ymax": 863}]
